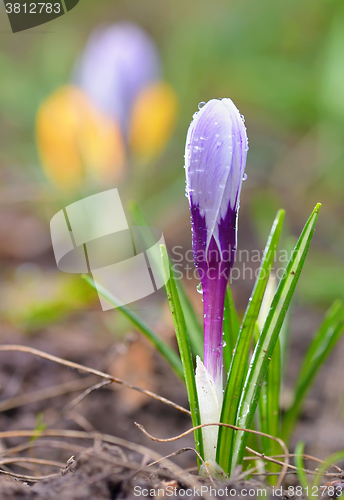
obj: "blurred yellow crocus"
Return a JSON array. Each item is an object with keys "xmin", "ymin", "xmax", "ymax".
[
  {"xmin": 36, "ymin": 86, "xmax": 125, "ymax": 190},
  {"xmin": 129, "ymin": 82, "xmax": 178, "ymax": 163}
]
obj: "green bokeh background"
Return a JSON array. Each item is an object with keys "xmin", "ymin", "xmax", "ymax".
[{"xmin": 0, "ymin": 0, "xmax": 344, "ymax": 329}]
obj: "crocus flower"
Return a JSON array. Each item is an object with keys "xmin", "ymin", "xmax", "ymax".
[
  {"xmin": 75, "ymin": 22, "xmax": 160, "ymax": 137},
  {"xmin": 74, "ymin": 22, "xmax": 178, "ymax": 163},
  {"xmin": 185, "ymin": 98, "xmax": 248, "ymax": 462},
  {"xmin": 36, "ymin": 86, "xmax": 125, "ymax": 190},
  {"xmin": 129, "ymin": 82, "xmax": 179, "ymax": 163},
  {"xmin": 36, "ymin": 22, "xmax": 178, "ymax": 191}
]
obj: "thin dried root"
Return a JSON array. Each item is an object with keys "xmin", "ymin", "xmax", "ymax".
[
  {"xmin": 0, "ymin": 345, "xmax": 190, "ymax": 416},
  {"xmin": 135, "ymin": 421, "xmax": 289, "ymax": 488},
  {"xmin": 0, "ymin": 429, "xmax": 211, "ymax": 500}
]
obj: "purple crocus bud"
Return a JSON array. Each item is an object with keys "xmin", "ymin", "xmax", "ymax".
[
  {"xmin": 74, "ymin": 22, "xmax": 160, "ymax": 136},
  {"xmin": 185, "ymin": 98, "xmax": 248, "ymax": 460}
]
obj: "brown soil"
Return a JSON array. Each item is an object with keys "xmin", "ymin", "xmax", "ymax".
[
  {"xmin": 0, "ymin": 305, "xmax": 343, "ymax": 500},
  {"xmin": 0, "ymin": 450, "xmax": 274, "ymax": 500}
]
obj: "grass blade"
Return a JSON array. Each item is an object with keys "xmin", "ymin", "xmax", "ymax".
[
  {"xmin": 82, "ymin": 274, "xmax": 184, "ymax": 380},
  {"xmin": 295, "ymin": 441, "xmax": 310, "ymax": 490},
  {"xmin": 264, "ymin": 337, "xmax": 281, "ymax": 484},
  {"xmin": 160, "ymin": 245, "xmax": 204, "ymax": 461},
  {"xmin": 281, "ymin": 299, "xmax": 344, "ymax": 443},
  {"xmin": 217, "ymin": 209, "xmax": 285, "ymax": 473},
  {"xmin": 313, "ymin": 450, "xmax": 344, "ymax": 488},
  {"xmin": 229, "ymin": 203, "xmax": 321, "ymax": 474},
  {"xmin": 255, "ymin": 319, "xmax": 267, "ymax": 456},
  {"xmin": 266, "ymin": 337, "xmax": 281, "ymax": 442},
  {"xmin": 256, "ymin": 273, "xmax": 281, "ymax": 484},
  {"xmin": 223, "ymin": 285, "xmax": 240, "ymax": 374}
]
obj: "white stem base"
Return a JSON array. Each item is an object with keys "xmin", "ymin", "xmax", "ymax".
[{"xmin": 195, "ymin": 356, "xmax": 223, "ymax": 463}]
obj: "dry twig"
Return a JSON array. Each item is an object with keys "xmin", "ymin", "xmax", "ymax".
[
  {"xmin": 0, "ymin": 457, "xmax": 65, "ymax": 469},
  {"xmin": 135, "ymin": 421, "xmax": 289, "ymax": 488},
  {"xmin": 0, "ymin": 376, "xmax": 97, "ymax": 413},
  {"xmin": 0, "ymin": 345, "xmax": 190, "ymax": 416},
  {"xmin": 0, "ymin": 429, "xmax": 211, "ymax": 500}
]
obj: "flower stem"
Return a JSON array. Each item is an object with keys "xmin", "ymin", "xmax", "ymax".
[{"xmin": 202, "ymin": 270, "xmax": 228, "ymax": 402}]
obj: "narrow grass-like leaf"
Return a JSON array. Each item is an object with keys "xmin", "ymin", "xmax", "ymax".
[
  {"xmin": 313, "ymin": 450, "xmax": 344, "ymax": 488},
  {"xmin": 255, "ymin": 322, "xmax": 267, "ymax": 443},
  {"xmin": 266, "ymin": 337, "xmax": 281, "ymax": 446},
  {"xmin": 256, "ymin": 322, "xmax": 281, "ymax": 483},
  {"xmin": 82, "ymin": 274, "xmax": 184, "ymax": 380},
  {"xmin": 281, "ymin": 299, "xmax": 344, "ymax": 443},
  {"xmin": 229, "ymin": 203, "xmax": 321, "ymax": 474},
  {"xmin": 217, "ymin": 209, "xmax": 285, "ymax": 473},
  {"xmin": 279, "ymin": 303, "xmax": 291, "ymax": 380},
  {"xmin": 295, "ymin": 441, "xmax": 310, "ymax": 491},
  {"xmin": 160, "ymin": 245, "xmax": 204, "ymax": 461},
  {"xmin": 279, "ymin": 237, "xmax": 296, "ymax": 378},
  {"xmin": 255, "ymin": 272, "xmax": 281, "ymax": 484},
  {"xmin": 128, "ymin": 200, "xmax": 203, "ymax": 357},
  {"xmin": 223, "ymin": 285, "xmax": 240, "ymax": 374},
  {"xmin": 297, "ymin": 299, "xmax": 344, "ymax": 387},
  {"xmin": 264, "ymin": 338, "xmax": 281, "ymax": 484}
]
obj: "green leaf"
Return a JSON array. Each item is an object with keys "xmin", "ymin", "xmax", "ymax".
[
  {"xmin": 82, "ymin": 274, "xmax": 184, "ymax": 380},
  {"xmin": 223, "ymin": 285, "xmax": 240, "ymax": 374},
  {"xmin": 217, "ymin": 209, "xmax": 285, "ymax": 473},
  {"xmin": 265, "ymin": 336, "xmax": 281, "ymax": 443},
  {"xmin": 255, "ymin": 272, "xmax": 281, "ymax": 485},
  {"xmin": 256, "ymin": 320, "xmax": 281, "ymax": 485},
  {"xmin": 229, "ymin": 203, "xmax": 321, "ymax": 475},
  {"xmin": 295, "ymin": 441, "xmax": 310, "ymax": 491},
  {"xmin": 30, "ymin": 413, "xmax": 47, "ymax": 442},
  {"xmin": 264, "ymin": 337, "xmax": 281, "ymax": 485},
  {"xmin": 160, "ymin": 245, "xmax": 204, "ymax": 462},
  {"xmin": 313, "ymin": 450, "xmax": 344, "ymax": 488},
  {"xmin": 281, "ymin": 299, "xmax": 344, "ymax": 443},
  {"xmin": 255, "ymin": 322, "xmax": 267, "ymax": 443}
]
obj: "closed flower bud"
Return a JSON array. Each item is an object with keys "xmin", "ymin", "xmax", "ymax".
[{"xmin": 185, "ymin": 98, "xmax": 248, "ymax": 459}]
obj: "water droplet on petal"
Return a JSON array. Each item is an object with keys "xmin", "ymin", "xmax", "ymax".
[
  {"xmin": 198, "ymin": 101, "xmax": 206, "ymax": 110},
  {"xmin": 243, "ymin": 173, "xmax": 247, "ymax": 181},
  {"xmin": 197, "ymin": 282, "xmax": 203, "ymax": 294}
]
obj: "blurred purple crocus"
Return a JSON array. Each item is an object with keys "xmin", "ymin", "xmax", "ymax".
[
  {"xmin": 74, "ymin": 22, "xmax": 160, "ymax": 136},
  {"xmin": 185, "ymin": 99, "xmax": 248, "ymax": 460}
]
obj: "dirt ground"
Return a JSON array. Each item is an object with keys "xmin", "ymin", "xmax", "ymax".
[{"xmin": 0, "ymin": 301, "xmax": 344, "ymax": 499}]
